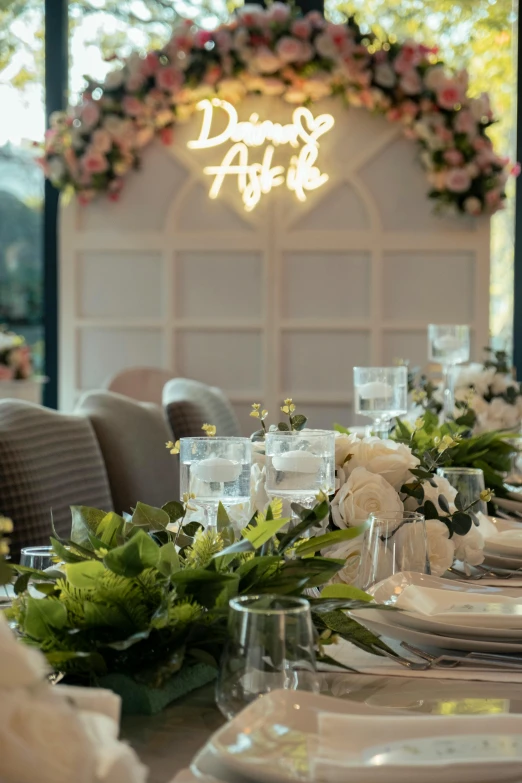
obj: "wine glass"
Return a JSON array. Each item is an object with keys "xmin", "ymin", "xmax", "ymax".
[
  {"xmin": 353, "ymin": 367, "xmax": 408, "ymax": 439},
  {"xmin": 264, "ymin": 430, "xmax": 336, "ymax": 512},
  {"xmin": 179, "ymin": 437, "xmax": 252, "ymax": 528},
  {"xmin": 216, "ymin": 594, "xmax": 318, "ymax": 719},
  {"xmin": 428, "ymin": 324, "xmax": 470, "ymax": 420},
  {"xmin": 437, "ymin": 467, "xmax": 487, "ymax": 516},
  {"xmin": 358, "ymin": 512, "xmax": 430, "ymax": 591}
]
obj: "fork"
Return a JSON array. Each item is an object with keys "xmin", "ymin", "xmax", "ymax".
[{"xmin": 401, "ymin": 641, "xmax": 522, "ymax": 670}]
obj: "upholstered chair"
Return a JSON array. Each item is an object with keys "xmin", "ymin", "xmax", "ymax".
[
  {"xmin": 0, "ymin": 400, "xmax": 113, "ymax": 561},
  {"xmin": 105, "ymin": 367, "xmax": 173, "ymax": 405},
  {"xmin": 76, "ymin": 390, "xmax": 179, "ymax": 514},
  {"xmin": 162, "ymin": 378, "xmax": 241, "ymax": 440}
]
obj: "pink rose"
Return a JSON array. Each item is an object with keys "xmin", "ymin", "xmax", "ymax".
[
  {"xmin": 291, "ymin": 19, "xmax": 311, "ymax": 39},
  {"xmin": 424, "ymin": 65, "xmax": 446, "ymax": 91},
  {"xmin": 252, "ymin": 47, "xmax": 281, "ymax": 74},
  {"xmin": 123, "ymin": 95, "xmax": 145, "ymax": 117},
  {"xmin": 443, "ymin": 149, "xmax": 464, "ymax": 166},
  {"xmin": 276, "ymin": 37, "xmax": 308, "ymax": 63},
  {"xmin": 400, "ymin": 69, "xmax": 422, "ymax": 95},
  {"xmin": 307, "ymin": 11, "xmax": 326, "ymax": 28},
  {"xmin": 454, "ymin": 109, "xmax": 476, "ymax": 135},
  {"xmin": 215, "ymin": 30, "xmax": 233, "ymax": 52},
  {"xmin": 156, "ymin": 67, "xmax": 183, "ymax": 93},
  {"xmin": 141, "ymin": 52, "xmax": 159, "ymax": 77},
  {"xmin": 80, "ymin": 102, "xmax": 100, "ymax": 130},
  {"xmin": 435, "ymin": 125, "xmax": 453, "ymax": 143},
  {"xmin": 445, "ymin": 168, "xmax": 471, "ymax": 193},
  {"xmin": 266, "ymin": 1, "xmax": 290, "ymax": 22},
  {"xmin": 394, "ymin": 42, "xmax": 422, "ymax": 74},
  {"xmin": 194, "ymin": 30, "xmax": 212, "ymax": 48},
  {"xmin": 436, "ymin": 79, "xmax": 463, "ymax": 110},
  {"xmin": 237, "ymin": 5, "xmax": 265, "ymax": 26},
  {"xmin": 92, "ymin": 128, "xmax": 112, "ymax": 153},
  {"xmin": 81, "ymin": 149, "xmax": 109, "ymax": 175},
  {"xmin": 314, "ymin": 32, "xmax": 338, "ymax": 59}
]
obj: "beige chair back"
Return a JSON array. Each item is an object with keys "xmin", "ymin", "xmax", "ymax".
[
  {"xmin": 163, "ymin": 378, "xmax": 241, "ymax": 439},
  {"xmin": 105, "ymin": 367, "xmax": 173, "ymax": 405}
]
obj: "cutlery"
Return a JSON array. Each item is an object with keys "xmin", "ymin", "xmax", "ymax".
[{"xmin": 401, "ymin": 642, "xmax": 522, "ymax": 670}]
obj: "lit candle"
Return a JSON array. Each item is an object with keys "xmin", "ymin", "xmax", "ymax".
[
  {"xmin": 272, "ymin": 450, "xmax": 321, "ymax": 474},
  {"xmin": 435, "ymin": 335, "xmax": 463, "ymax": 352},
  {"xmin": 193, "ymin": 457, "xmax": 241, "ymax": 483},
  {"xmin": 357, "ymin": 381, "xmax": 393, "ymax": 400}
]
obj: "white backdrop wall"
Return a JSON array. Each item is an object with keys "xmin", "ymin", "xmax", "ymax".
[{"xmin": 60, "ymin": 96, "xmax": 490, "ymax": 432}]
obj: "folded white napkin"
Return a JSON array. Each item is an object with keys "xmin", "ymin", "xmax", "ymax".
[
  {"xmin": 0, "ymin": 613, "xmax": 147, "ymax": 783},
  {"xmin": 325, "ymin": 638, "xmax": 522, "ymax": 682}
]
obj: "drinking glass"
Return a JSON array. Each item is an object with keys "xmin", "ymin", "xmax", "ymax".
[
  {"xmin": 428, "ymin": 324, "xmax": 470, "ymax": 419},
  {"xmin": 264, "ymin": 430, "xmax": 335, "ymax": 510},
  {"xmin": 353, "ymin": 366, "xmax": 408, "ymax": 439},
  {"xmin": 216, "ymin": 594, "xmax": 318, "ymax": 719},
  {"xmin": 179, "ymin": 437, "xmax": 252, "ymax": 528},
  {"xmin": 358, "ymin": 512, "xmax": 430, "ymax": 591},
  {"xmin": 20, "ymin": 546, "xmax": 53, "ymax": 570},
  {"xmin": 437, "ymin": 466, "xmax": 487, "ymax": 516}
]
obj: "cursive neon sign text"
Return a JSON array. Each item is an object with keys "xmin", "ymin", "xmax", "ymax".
[{"xmin": 187, "ymin": 99, "xmax": 334, "ymax": 211}]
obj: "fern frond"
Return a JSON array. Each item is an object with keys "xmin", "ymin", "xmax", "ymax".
[
  {"xmin": 269, "ymin": 498, "xmax": 283, "ymax": 520},
  {"xmin": 185, "ymin": 529, "xmax": 224, "ymax": 568}
]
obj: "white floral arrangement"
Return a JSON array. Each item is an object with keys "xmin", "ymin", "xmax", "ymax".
[{"xmin": 454, "ymin": 349, "xmax": 522, "ymax": 433}]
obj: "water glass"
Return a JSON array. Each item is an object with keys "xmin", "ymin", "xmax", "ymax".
[
  {"xmin": 216, "ymin": 595, "xmax": 318, "ymax": 719},
  {"xmin": 358, "ymin": 512, "xmax": 430, "ymax": 591},
  {"xmin": 353, "ymin": 366, "xmax": 408, "ymax": 439},
  {"xmin": 428, "ymin": 324, "xmax": 470, "ymax": 419},
  {"xmin": 264, "ymin": 430, "xmax": 335, "ymax": 508},
  {"xmin": 437, "ymin": 466, "xmax": 487, "ymax": 516},
  {"xmin": 179, "ymin": 436, "xmax": 251, "ymax": 527},
  {"xmin": 20, "ymin": 546, "xmax": 53, "ymax": 570}
]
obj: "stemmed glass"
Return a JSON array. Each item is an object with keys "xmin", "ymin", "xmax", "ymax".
[
  {"xmin": 20, "ymin": 546, "xmax": 54, "ymax": 570},
  {"xmin": 264, "ymin": 430, "xmax": 336, "ymax": 514},
  {"xmin": 179, "ymin": 437, "xmax": 252, "ymax": 528},
  {"xmin": 216, "ymin": 594, "xmax": 318, "ymax": 719},
  {"xmin": 358, "ymin": 512, "xmax": 430, "ymax": 591},
  {"xmin": 437, "ymin": 467, "xmax": 487, "ymax": 516},
  {"xmin": 428, "ymin": 324, "xmax": 470, "ymax": 420},
  {"xmin": 353, "ymin": 367, "xmax": 408, "ymax": 439}
]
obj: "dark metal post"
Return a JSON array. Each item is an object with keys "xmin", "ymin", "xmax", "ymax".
[{"xmin": 43, "ymin": 0, "xmax": 68, "ymax": 408}]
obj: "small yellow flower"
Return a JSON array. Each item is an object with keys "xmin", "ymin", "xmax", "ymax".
[
  {"xmin": 0, "ymin": 540, "xmax": 9, "ymax": 556},
  {"xmin": 411, "ymin": 389, "xmax": 427, "ymax": 403},
  {"xmin": 480, "ymin": 489, "xmax": 493, "ymax": 503},
  {"xmin": 281, "ymin": 397, "xmax": 296, "ymax": 415},
  {"xmin": 202, "ymin": 423, "xmax": 216, "ymax": 437},
  {"xmin": 182, "ymin": 491, "xmax": 197, "ymax": 511},
  {"xmin": 166, "ymin": 440, "xmax": 180, "ymax": 455},
  {"xmin": 315, "ymin": 489, "xmax": 328, "ymax": 503},
  {"xmin": 0, "ymin": 517, "xmax": 13, "ymax": 534},
  {"xmin": 437, "ymin": 434, "xmax": 459, "ymax": 453},
  {"xmin": 251, "ymin": 403, "xmax": 261, "ymax": 411},
  {"xmin": 95, "ymin": 547, "xmax": 109, "ymax": 557},
  {"xmin": 250, "ymin": 410, "xmax": 260, "ymax": 419},
  {"xmin": 261, "ymin": 409, "xmax": 268, "ymax": 419},
  {"xmin": 414, "ymin": 418, "xmax": 425, "ymax": 430}
]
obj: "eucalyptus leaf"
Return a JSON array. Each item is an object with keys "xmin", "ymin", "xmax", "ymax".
[
  {"xmin": 157, "ymin": 542, "xmax": 180, "ymax": 576},
  {"xmin": 131, "ymin": 502, "xmax": 170, "ymax": 531},
  {"xmin": 438, "ymin": 495, "xmax": 451, "ymax": 514},
  {"xmin": 103, "ymin": 529, "xmax": 160, "ymax": 577},
  {"xmin": 50, "ymin": 536, "xmax": 85, "ymax": 564},
  {"xmin": 450, "ymin": 511, "xmax": 473, "ymax": 536},
  {"xmin": 66, "ymin": 560, "xmax": 105, "ymax": 588},
  {"xmin": 320, "ymin": 584, "xmax": 373, "ymax": 602},
  {"xmin": 70, "ymin": 506, "xmax": 107, "ymax": 548},
  {"xmin": 24, "ymin": 597, "xmax": 67, "ymax": 639},
  {"xmin": 162, "ymin": 500, "xmax": 185, "ymax": 523}
]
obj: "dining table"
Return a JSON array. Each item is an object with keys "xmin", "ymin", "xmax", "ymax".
[{"xmin": 121, "ymin": 671, "xmax": 522, "ymax": 783}]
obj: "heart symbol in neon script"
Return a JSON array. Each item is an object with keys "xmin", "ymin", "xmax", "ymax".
[{"xmin": 293, "ymin": 107, "xmax": 335, "ymax": 145}]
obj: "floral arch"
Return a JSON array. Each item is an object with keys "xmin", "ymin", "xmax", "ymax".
[{"xmin": 42, "ymin": 2, "xmax": 514, "ymax": 216}]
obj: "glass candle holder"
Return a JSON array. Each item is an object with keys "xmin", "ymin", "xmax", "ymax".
[
  {"xmin": 428, "ymin": 324, "xmax": 470, "ymax": 419},
  {"xmin": 20, "ymin": 546, "xmax": 53, "ymax": 570},
  {"xmin": 437, "ymin": 466, "xmax": 487, "ymax": 516},
  {"xmin": 353, "ymin": 366, "xmax": 408, "ymax": 439},
  {"xmin": 180, "ymin": 437, "xmax": 252, "ymax": 527},
  {"xmin": 264, "ymin": 430, "xmax": 335, "ymax": 510},
  {"xmin": 216, "ymin": 594, "xmax": 318, "ymax": 719}
]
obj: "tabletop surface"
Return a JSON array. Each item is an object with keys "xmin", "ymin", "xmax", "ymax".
[{"xmin": 121, "ymin": 673, "xmax": 522, "ymax": 783}]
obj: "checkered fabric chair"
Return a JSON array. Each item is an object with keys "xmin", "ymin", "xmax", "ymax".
[
  {"xmin": 76, "ymin": 390, "xmax": 179, "ymax": 513},
  {"xmin": 0, "ymin": 400, "xmax": 113, "ymax": 561},
  {"xmin": 163, "ymin": 378, "xmax": 241, "ymax": 439}
]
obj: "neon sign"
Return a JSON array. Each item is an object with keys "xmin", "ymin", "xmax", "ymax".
[{"xmin": 187, "ymin": 98, "xmax": 334, "ymax": 211}]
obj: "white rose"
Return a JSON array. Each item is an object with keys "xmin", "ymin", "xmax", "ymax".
[
  {"xmin": 453, "ymin": 524, "xmax": 485, "ymax": 567},
  {"xmin": 454, "ymin": 363, "xmax": 494, "ymax": 397},
  {"xmin": 334, "ymin": 432, "xmax": 359, "ymax": 468},
  {"xmin": 323, "ymin": 535, "xmax": 364, "ymax": 587},
  {"xmin": 412, "ymin": 474, "xmax": 457, "ymax": 515},
  {"xmin": 490, "ymin": 373, "xmax": 517, "ymax": 396},
  {"xmin": 344, "ymin": 436, "xmax": 420, "ymax": 490},
  {"xmin": 314, "ymin": 32, "xmax": 338, "ymax": 59},
  {"xmin": 374, "ymin": 63, "xmax": 396, "ymax": 88},
  {"xmin": 426, "ymin": 519, "xmax": 455, "ymax": 576},
  {"xmin": 332, "ymin": 467, "xmax": 403, "ymax": 529}
]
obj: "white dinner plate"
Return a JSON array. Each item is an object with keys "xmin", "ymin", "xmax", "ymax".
[
  {"xmin": 485, "ymin": 530, "xmax": 522, "ymax": 556},
  {"xmin": 202, "ymin": 690, "xmax": 522, "ymax": 783},
  {"xmin": 483, "ymin": 550, "xmax": 522, "ymax": 570},
  {"xmin": 372, "ymin": 607, "xmax": 522, "ymax": 640},
  {"xmin": 369, "ymin": 572, "xmax": 522, "ymax": 603},
  {"xmin": 495, "ymin": 497, "xmax": 522, "ymax": 515},
  {"xmin": 350, "ymin": 608, "xmax": 522, "ymax": 653}
]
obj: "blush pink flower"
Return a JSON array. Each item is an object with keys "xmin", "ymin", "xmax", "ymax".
[
  {"xmin": 276, "ymin": 37, "xmax": 309, "ymax": 63},
  {"xmin": 123, "ymin": 95, "xmax": 145, "ymax": 117},
  {"xmin": 436, "ymin": 79, "xmax": 463, "ymax": 110},
  {"xmin": 394, "ymin": 42, "xmax": 422, "ymax": 75},
  {"xmin": 445, "ymin": 168, "xmax": 471, "ymax": 193},
  {"xmin": 194, "ymin": 30, "xmax": 212, "ymax": 48},
  {"xmin": 141, "ymin": 52, "xmax": 159, "ymax": 78},
  {"xmin": 215, "ymin": 30, "xmax": 233, "ymax": 52},
  {"xmin": 252, "ymin": 47, "xmax": 281, "ymax": 74},
  {"xmin": 307, "ymin": 10, "xmax": 326, "ymax": 28},
  {"xmin": 81, "ymin": 102, "xmax": 100, "ymax": 130},
  {"xmin": 266, "ymin": 2, "xmax": 291, "ymax": 22},
  {"xmin": 454, "ymin": 110, "xmax": 476, "ymax": 135},
  {"xmin": 443, "ymin": 149, "xmax": 464, "ymax": 166},
  {"xmin": 81, "ymin": 149, "xmax": 109, "ymax": 175},
  {"xmin": 92, "ymin": 128, "xmax": 112, "ymax": 153},
  {"xmin": 291, "ymin": 19, "xmax": 312, "ymax": 39},
  {"xmin": 156, "ymin": 67, "xmax": 183, "ymax": 93},
  {"xmin": 400, "ymin": 69, "xmax": 422, "ymax": 95}
]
